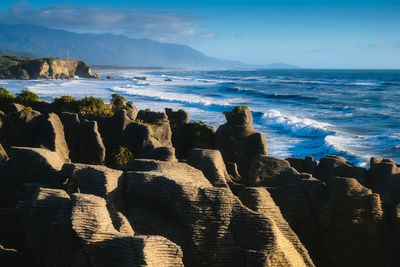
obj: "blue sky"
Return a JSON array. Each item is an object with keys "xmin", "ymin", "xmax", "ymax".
[{"xmin": 0, "ymin": 0, "xmax": 399, "ymax": 68}]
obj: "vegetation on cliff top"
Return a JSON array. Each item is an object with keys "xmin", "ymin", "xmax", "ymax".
[{"xmin": 54, "ymin": 95, "xmax": 114, "ymax": 117}]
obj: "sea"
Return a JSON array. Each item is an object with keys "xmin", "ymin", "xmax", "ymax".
[{"xmin": 2, "ymin": 68, "xmax": 400, "ymax": 167}]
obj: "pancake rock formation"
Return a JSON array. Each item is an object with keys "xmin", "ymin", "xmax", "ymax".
[{"xmin": 0, "ymin": 97, "xmax": 399, "ymax": 266}]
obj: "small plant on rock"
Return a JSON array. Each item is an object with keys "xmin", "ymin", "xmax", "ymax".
[
  {"xmin": 18, "ymin": 106, "xmax": 32, "ymax": 119},
  {"xmin": 113, "ymin": 146, "xmax": 133, "ymax": 167},
  {"xmin": 79, "ymin": 96, "xmax": 113, "ymax": 117},
  {"xmin": 16, "ymin": 90, "xmax": 39, "ymax": 106},
  {"xmin": 54, "ymin": 95, "xmax": 79, "ymax": 112},
  {"xmin": 0, "ymin": 87, "xmax": 15, "ymax": 109}
]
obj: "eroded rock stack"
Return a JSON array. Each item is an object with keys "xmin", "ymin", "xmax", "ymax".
[{"xmin": 0, "ymin": 102, "xmax": 399, "ymax": 266}]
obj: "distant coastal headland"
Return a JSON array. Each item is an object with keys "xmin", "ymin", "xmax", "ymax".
[
  {"xmin": 0, "ymin": 54, "xmax": 99, "ymax": 79},
  {"xmin": 0, "ymin": 86, "xmax": 399, "ymax": 266}
]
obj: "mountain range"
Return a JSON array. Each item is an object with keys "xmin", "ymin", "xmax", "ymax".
[{"xmin": 0, "ymin": 23, "xmax": 244, "ymax": 68}]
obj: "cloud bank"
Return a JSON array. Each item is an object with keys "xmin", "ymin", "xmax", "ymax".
[
  {"xmin": 363, "ymin": 41, "xmax": 400, "ymax": 49},
  {"xmin": 0, "ymin": 1, "xmax": 212, "ymax": 42}
]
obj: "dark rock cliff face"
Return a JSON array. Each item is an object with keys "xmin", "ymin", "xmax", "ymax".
[
  {"xmin": 0, "ymin": 102, "xmax": 400, "ymax": 266},
  {"xmin": 0, "ymin": 55, "xmax": 98, "ymax": 79}
]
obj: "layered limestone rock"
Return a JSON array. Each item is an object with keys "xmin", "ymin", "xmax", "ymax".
[
  {"xmin": 187, "ymin": 148, "xmax": 232, "ymax": 187},
  {"xmin": 59, "ymin": 113, "xmax": 105, "ymax": 165},
  {"xmin": 9, "ymin": 147, "xmax": 64, "ymax": 186},
  {"xmin": 286, "ymin": 156, "xmax": 317, "ymax": 174},
  {"xmin": 247, "ymin": 155, "xmax": 327, "ymax": 266},
  {"xmin": 216, "ymin": 106, "xmax": 267, "ymax": 180},
  {"xmin": 79, "ymin": 120, "xmax": 106, "ymax": 165},
  {"xmin": 136, "ymin": 110, "xmax": 172, "ymax": 147},
  {"xmin": 317, "ymin": 177, "xmax": 398, "ymax": 267},
  {"xmin": 40, "ymin": 113, "xmax": 70, "ymax": 163},
  {"xmin": 167, "ymin": 108, "xmax": 215, "ymax": 160},
  {"xmin": 248, "ymin": 155, "xmax": 399, "ymax": 267},
  {"xmin": 20, "ymin": 188, "xmax": 88, "ymax": 266},
  {"xmin": 123, "ymin": 159, "xmax": 314, "ymax": 266},
  {"xmin": 121, "ymin": 121, "xmax": 161, "ymax": 158},
  {"xmin": 71, "ymin": 193, "xmax": 183, "ymax": 267},
  {"xmin": 315, "ymin": 155, "xmax": 367, "ymax": 185},
  {"xmin": 369, "ymin": 157, "xmax": 400, "ymax": 204},
  {"xmin": 19, "ymin": 187, "xmax": 184, "ymax": 266},
  {"xmin": 165, "ymin": 108, "xmax": 189, "ymax": 124},
  {"xmin": 2, "ymin": 109, "xmax": 70, "ymax": 163}
]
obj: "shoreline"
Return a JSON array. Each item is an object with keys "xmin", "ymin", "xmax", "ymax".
[
  {"xmin": 0, "ymin": 88, "xmax": 400, "ymax": 266},
  {"xmin": 2, "ymin": 68, "xmax": 399, "ymax": 167}
]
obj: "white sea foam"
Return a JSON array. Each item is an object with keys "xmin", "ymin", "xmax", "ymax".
[
  {"xmin": 110, "ymin": 85, "xmax": 239, "ymax": 106},
  {"xmin": 262, "ymin": 110, "xmax": 334, "ymax": 137}
]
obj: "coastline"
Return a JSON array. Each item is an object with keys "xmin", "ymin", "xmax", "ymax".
[
  {"xmin": 0, "ymin": 88, "xmax": 399, "ymax": 266},
  {"xmin": 3, "ymin": 68, "xmax": 400, "ymax": 166}
]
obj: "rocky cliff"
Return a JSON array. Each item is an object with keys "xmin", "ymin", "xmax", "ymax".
[
  {"xmin": 0, "ymin": 54, "xmax": 98, "ymax": 79},
  {"xmin": 0, "ymin": 91, "xmax": 399, "ymax": 266}
]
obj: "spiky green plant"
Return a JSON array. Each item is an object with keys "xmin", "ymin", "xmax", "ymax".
[{"xmin": 113, "ymin": 146, "xmax": 133, "ymax": 166}]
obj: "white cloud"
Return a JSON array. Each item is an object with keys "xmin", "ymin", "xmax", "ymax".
[
  {"xmin": 363, "ymin": 41, "xmax": 400, "ymax": 49},
  {"xmin": 0, "ymin": 2, "xmax": 214, "ymax": 42}
]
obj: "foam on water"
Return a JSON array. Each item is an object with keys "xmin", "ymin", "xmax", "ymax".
[
  {"xmin": 109, "ymin": 84, "xmax": 241, "ymax": 107},
  {"xmin": 2, "ymin": 68, "xmax": 400, "ymax": 166},
  {"xmin": 262, "ymin": 110, "xmax": 334, "ymax": 137}
]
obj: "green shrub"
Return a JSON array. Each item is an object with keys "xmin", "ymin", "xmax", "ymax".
[
  {"xmin": 54, "ymin": 95, "xmax": 79, "ymax": 112},
  {"xmin": 110, "ymin": 93, "xmax": 129, "ymax": 111},
  {"xmin": 16, "ymin": 90, "xmax": 39, "ymax": 106},
  {"xmin": 113, "ymin": 146, "xmax": 133, "ymax": 166},
  {"xmin": 0, "ymin": 87, "xmax": 15, "ymax": 109},
  {"xmin": 79, "ymin": 96, "xmax": 113, "ymax": 117},
  {"xmin": 111, "ymin": 93, "xmax": 125, "ymax": 102}
]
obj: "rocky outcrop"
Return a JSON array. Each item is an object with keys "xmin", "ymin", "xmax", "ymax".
[
  {"xmin": 121, "ymin": 121, "xmax": 161, "ymax": 158},
  {"xmin": 165, "ymin": 108, "xmax": 189, "ymax": 124},
  {"xmin": 247, "ymin": 155, "xmax": 327, "ymax": 265},
  {"xmin": 247, "ymin": 155, "xmax": 399, "ymax": 267},
  {"xmin": 40, "ymin": 113, "xmax": 70, "ymax": 163},
  {"xmin": 136, "ymin": 110, "xmax": 172, "ymax": 147},
  {"xmin": 2, "ymin": 109, "xmax": 70, "ymax": 163},
  {"xmin": 71, "ymin": 193, "xmax": 183, "ymax": 267},
  {"xmin": 110, "ymin": 95, "xmax": 138, "ymax": 120},
  {"xmin": 0, "ymin": 55, "xmax": 98, "ymax": 79},
  {"xmin": 317, "ymin": 177, "xmax": 397, "ymax": 267},
  {"xmin": 369, "ymin": 157, "xmax": 400, "ymax": 204},
  {"xmin": 216, "ymin": 106, "xmax": 267, "ymax": 180},
  {"xmin": 286, "ymin": 156, "xmax": 317, "ymax": 174},
  {"xmin": 187, "ymin": 148, "xmax": 232, "ymax": 187},
  {"xmin": 2, "ymin": 97, "xmax": 400, "ymax": 267},
  {"xmin": 0, "ymin": 143, "xmax": 8, "ymax": 162},
  {"xmin": 171, "ymin": 121, "xmax": 216, "ymax": 159},
  {"xmin": 123, "ymin": 159, "xmax": 314, "ymax": 266},
  {"xmin": 9, "ymin": 147, "xmax": 64, "ymax": 186},
  {"xmin": 79, "ymin": 120, "xmax": 106, "ymax": 165},
  {"xmin": 19, "ymin": 187, "xmax": 184, "ymax": 266},
  {"xmin": 315, "ymin": 155, "xmax": 367, "ymax": 185},
  {"xmin": 21, "ymin": 188, "xmax": 87, "ymax": 266},
  {"xmin": 149, "ymin": 146, "xmax": 177, "ymax": 162}
]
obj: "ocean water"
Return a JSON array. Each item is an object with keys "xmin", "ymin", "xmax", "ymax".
[{"xmin": 2, "ymin": 68, "xmax": 400, "ymax": 167}]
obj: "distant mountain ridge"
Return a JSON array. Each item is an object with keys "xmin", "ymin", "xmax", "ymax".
[
  {"xmin": 0, "ymin": 23, "xmax": 243, "ymax": 68},
  {"xmin": 264, "ymin": 62, "xmax": 300, "ymax": 69}
]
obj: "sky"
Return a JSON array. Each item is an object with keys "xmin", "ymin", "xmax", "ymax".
[{"xmin": 0, "ymin": 0, "xmax": 399, "ymax": 68}]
